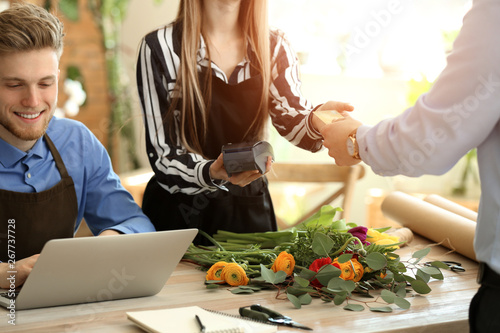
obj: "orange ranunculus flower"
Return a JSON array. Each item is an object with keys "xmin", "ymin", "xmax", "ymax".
[
  {"xmin": 333, "ymin": 258, "xmax": 364, "ymax": 282},
  {"xmin": 332, "ymin": 258, "xmax": 354, "ymax": 280},
  {"xmin": 221, "ymin": 263, "xmax": 249, "ymax": 286},
  {"xmin": 205, "ymin": 261, "xmax": 228, "ymax": 283},
  {"xmin": 271, "ymin": 251, "xmax": 295, "ymax": 276},
  {"xmin": 351, "ymin": 259, "xmax": 364, "ymax": 282}
]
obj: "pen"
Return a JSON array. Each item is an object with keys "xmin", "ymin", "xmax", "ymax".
[{"xmin": 195, "ymin": 314, "xmax": 206, "ymax": 333}]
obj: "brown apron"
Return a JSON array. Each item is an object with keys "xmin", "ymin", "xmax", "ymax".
[
  {"xmin": 0, "ymin": 134, "xmax": 78, "ymax": 262},
  {"xmin": 142, "ymin": 69, "xmax": 277, "ymax": 245}
]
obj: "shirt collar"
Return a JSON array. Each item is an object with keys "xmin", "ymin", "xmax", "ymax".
[{"xmin": 0, "ymin": 136, "xmax": 46, "ymax": 168}]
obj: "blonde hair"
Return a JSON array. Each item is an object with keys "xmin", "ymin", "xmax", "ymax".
[
  {"xmin": 170, "ymin": 0, "xmax": 270, "ymax": 156},
  {"xmin": 0, "ymin": 2, "xmax": 65, "ymax": 58}
]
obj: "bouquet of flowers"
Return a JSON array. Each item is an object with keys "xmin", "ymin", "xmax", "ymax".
[{"xmin": 183, "ymin": 206, "xmax": 448, "ymax": 312}]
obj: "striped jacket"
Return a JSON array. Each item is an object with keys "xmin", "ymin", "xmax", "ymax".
[{"xmin": 136, "ymin": 23, "xmax": 323, "ymax": 195}]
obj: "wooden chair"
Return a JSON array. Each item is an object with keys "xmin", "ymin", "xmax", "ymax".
[{"xmin": 266, "ymin": 163, "xmax": 365, "ymax": 229}]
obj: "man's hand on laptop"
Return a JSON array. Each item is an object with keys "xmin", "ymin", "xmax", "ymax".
[{"xmin": 0, "ymin": 254, "xmax": 39, "ymax": 289}]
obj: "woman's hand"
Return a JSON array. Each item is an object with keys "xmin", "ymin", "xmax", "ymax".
[
  {"xmin": 210, "ymin": 154, "xmax": 273, "ymax": 187},
  {"xmin": 312, "ymin": 100, "xmax": 354, "ymax": 132}
]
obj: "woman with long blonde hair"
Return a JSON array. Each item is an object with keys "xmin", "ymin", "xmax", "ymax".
[{"xmin": 137, "ymin": 0, "xmax": 352, "ymax": 244}]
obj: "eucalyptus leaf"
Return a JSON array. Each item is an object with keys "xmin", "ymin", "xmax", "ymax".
[
  {"xmin": 394, "ymin": 296, "xmax": 411, "ymax": 309},
  {"xmin": 344, "ymin": 304, "xmax": 365, "ymax": 311},
  {"xmin": 287, "ymin": 286, "xmax": 315, "ymax": 296},
  {"xmin": 403, "ymin": 274, "xmax": 416, "ymax": 283},
  {"xmin": 412, "ymin": 247, "xmax": 431, "ymax": 259},
  {"xmin": 370, "ymin": 306, "xmax": 393, "ymax": 313},
  {"xmin": 205, "ymin": 280, "xmax": 224, "ymax": 284},
  {"xmin": 312, "ymin": 233, "xmax": 334, "ymax": 256},
  {"xmin": 416, "ymin": 269, "xmax": 431, "ymax": 283},
  {"xmin": 327, "ymin": 277, "xmax": 344, "ymax": 291},
  {"xmin": 428, "ymin": 261, "xmax": 451, "ymax": 270},
  {"xmin": 397, "ymin": 262, "xmax": 407, "ymax": 272},
  {"xmin": 299, "ymin": 293, "xmax": 313, "ymax": 305},
  {"xmin": 366, "ymin": 252, "xmax": 387, "ymax": 270},
  {"xmin": 334, "ymin": 294, "xmax": 347, "ymax": 305},
  {"xmin": 341, "ymin": 280, "xmax": 356, "ymax": 293},
  {"xmin": 411, "ymin": 279, "xmax": 432, "ymax": 294},
  {"xmin": 231, "ymin": 288, "xmax": 254, "ymax": 294},
  {"xmin": 320, "ymin": 287, "xmax": 340, "ymax": 296},
  {"xmin": 395, "ymin": 283, "xmax": 407, "ymax": 298},
  {"xmin": 316, "ymin": 264, "xmax": 341, "ymax": 286},
  {"xmin": 287, "ymin": 293, "xmax": 302, "ymax": 309},
  {"xmin": 420, "ymin": 266, "xmax": 442, "ymax": 276},
  {"xmin": 431, "ymin": 270, "xmax": 444, "ymax": 280},
  {"xmin": 381, "ymin": 290, "xmax": 395, "ymax": 304},
  {"xmin": 260, "ymin": 264, "xmax": 287, "ymax": 284},
  {"xmin": 338, "ymin": 253, "xmax": 353, "ymax": 263},
  {"xmin": 206, "ymin": 284, "xmax": 219, "ymax": 289},
  {"xmin": 295, "ymin": 276, "xmax": 311, "ymax": 288},
  {"xmin": 298, "ymin": 268, "xmax": 317, "ymax": 280},
  {"xmin": 237, "ymin": 286, "xmax": 263, "ymax": 291}
]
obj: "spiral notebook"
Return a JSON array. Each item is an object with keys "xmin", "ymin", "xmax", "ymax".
[{"xmin": 126, "ymin": 305, "xmax": 277, "ymax": 333}]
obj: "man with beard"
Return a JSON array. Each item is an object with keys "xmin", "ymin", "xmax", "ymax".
[{"xmin": 0, "ymin": 3, "xmax": 155, "ymax": 289}]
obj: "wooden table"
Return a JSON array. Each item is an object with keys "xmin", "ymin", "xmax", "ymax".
[{"xmin": 0, "ymin": 236, "xmax": 478, "ymax": 333}]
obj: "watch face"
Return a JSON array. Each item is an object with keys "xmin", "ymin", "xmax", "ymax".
[{"xmin": 346, "ymin": 137, "xmax": 355, "ymax": 156}]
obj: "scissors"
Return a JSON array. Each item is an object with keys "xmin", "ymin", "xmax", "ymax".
[
  {"xmin": 239, "ymin": 304, "xmax": 313, "ymax": 331},
  {"xmin": 425, "ymin": 260, "xmax": 466, "ymax": 272}
]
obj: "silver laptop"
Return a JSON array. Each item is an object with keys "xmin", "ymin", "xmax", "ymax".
[{"xmin": 0, "ymin": 229, "xmax": 197, "ymax": 310}]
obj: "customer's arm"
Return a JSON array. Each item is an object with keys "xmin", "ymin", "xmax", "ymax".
[{"xmin": 322, "ymin": 0, "xmax": 500, "ymax": 176}]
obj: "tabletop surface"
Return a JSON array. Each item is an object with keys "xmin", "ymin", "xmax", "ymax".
[{"xmin": 0, "ymin": 235, "xmax": 478, "ymax": 333}]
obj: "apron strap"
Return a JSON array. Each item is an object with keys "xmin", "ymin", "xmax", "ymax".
[{"xmin": 43, "ymin": 134, "xmax": 71, "ymax": 179}]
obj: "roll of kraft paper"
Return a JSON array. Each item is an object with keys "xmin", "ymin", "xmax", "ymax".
[
  {"xmin": 381, "ymin": 191, "xmax": 477, "ymax": 261},
  {"xmin": 423, "ymin": 194, "xmax": 478, "ymax": 222}
]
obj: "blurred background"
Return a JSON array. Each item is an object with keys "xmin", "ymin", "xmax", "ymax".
[{"xmin": 1, "ymin": 0, "xmax": 479, "ymax": 227}]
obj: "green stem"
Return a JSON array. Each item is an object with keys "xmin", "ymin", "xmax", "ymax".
[
  {"xmin": 198, "ymin": 230, "xmax": 225, "ymax": 251},
  {"xmin": 331, "ymin": 236, "xmax": 365, "ymax": 257},
  {"xmin": 184, "ymin": 249, "xmax": 277, "ymax": 257}
]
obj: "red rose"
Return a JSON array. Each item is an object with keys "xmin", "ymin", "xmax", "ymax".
[{"xmin": 308, "ymin": 257, "xmax": 333, "ymax": 288}]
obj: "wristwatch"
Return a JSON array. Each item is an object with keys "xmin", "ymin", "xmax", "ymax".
[{"xmin": 346, "ymin": 130, "xmax": 361, "ymax": 160}]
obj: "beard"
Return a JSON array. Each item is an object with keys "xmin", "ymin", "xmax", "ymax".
[{"xmin": 0, "ymin": 110, "xmax": 53, "ymax": 142}]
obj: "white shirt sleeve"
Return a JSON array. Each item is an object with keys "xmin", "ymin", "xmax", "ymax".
[{"xmin": 357, "ymin": 0, "xmax": 500, "ymax": 177}]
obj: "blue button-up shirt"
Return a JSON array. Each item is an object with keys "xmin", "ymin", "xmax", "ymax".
[{"xmin": 0, "ymin": 117, "xmax": 155, "ymax": 235}]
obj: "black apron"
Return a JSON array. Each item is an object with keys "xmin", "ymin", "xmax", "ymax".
[
  {"xmin": 0, "ymin": 134, "xmax": 78, "ymax": 261},
  {"xmin": 143, "ymin": 72, "xmax": 277, "ymax": 245}
]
